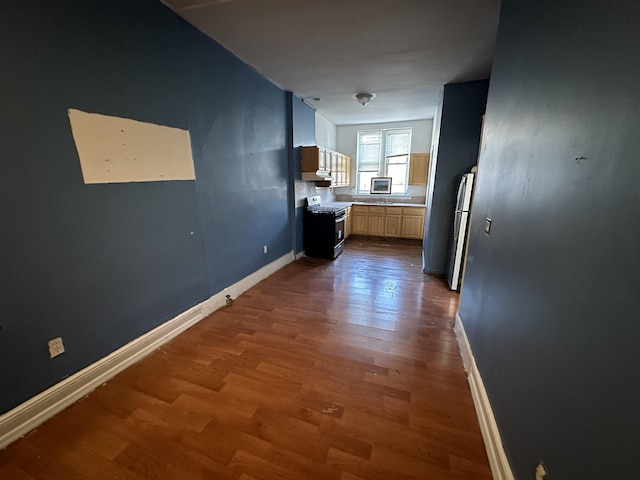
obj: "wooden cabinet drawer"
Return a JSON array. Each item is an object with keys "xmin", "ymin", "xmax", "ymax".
[
  {"xmin": 402, "ymin": 207, "xmax": 425, "ymax": 216},
  {"xmin": 352, "ymin": 205, "xmax": 368, "ymax": 214}
]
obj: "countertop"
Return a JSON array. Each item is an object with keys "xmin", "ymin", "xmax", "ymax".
[{"xmin": 325, "ymin": 201, "xmax": 426, "ymax": 208}]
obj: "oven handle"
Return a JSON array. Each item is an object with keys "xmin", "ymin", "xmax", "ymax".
[{"xmin": 335, "ymin": 215, "xmax": 346, "ymax": 223}]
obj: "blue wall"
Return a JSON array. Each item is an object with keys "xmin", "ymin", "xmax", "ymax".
[
  {"xmin": 459, "ymin": 0, "xmax": 640, "ymax": 477},
  {"xmin": 0, "ymin": 0, "xmax": 290, "ymax": 414},
  {"xmin": 423, "ymin": 80, "xmax": 489, "ymax": 275}
]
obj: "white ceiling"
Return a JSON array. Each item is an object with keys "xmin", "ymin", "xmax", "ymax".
[{"xmin": 161, "ymin": 0, "xmax": 501, "ymax": 126}]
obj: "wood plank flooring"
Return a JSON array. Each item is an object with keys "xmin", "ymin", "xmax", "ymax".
[{"xmin": 0, "ymin": 237, "xmax": 492, "ymax": 479}]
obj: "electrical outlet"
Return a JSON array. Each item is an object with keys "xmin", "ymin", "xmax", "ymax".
[
  {"xmin": 263, "ymin": 244, "xmax": 268, "ymax": 254},
  {"xmin": 48, "ymin": 337, "xmax": 65, "ymax": 358}
]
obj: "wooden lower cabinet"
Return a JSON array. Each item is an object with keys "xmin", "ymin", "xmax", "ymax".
[
  {"xmin": 401, "ymin": 215, "xmax": 424, "ymax": 238},
  {"xmin": 401, "ymin": 207, "xmax": 425, "ymax": 239},
  {"xmin": 367, "ymin": 207, "xmax": 385, "ymax": 236},
  {"xmin": 348, "ymin": 205, "xmax": 425, "ymax": 239},
  {"xmin": 352, "ymin": 205, "xmax": 369, "ymax": 235},
  {"xmin": 384, "ymin": 208, "xmax": 402, "ymax": 237},
  {"xmin": 344, "ymin": 207, "xmax": 352, "ymax": 238}
]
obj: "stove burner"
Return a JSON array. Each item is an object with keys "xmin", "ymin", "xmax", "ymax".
[{"xmin": 308, "ymin": 206, "xmax": 346, "ymax": 216}]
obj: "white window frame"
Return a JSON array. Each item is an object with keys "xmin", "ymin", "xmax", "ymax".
[{"xmin": 356, "ymin": 128, "xmax": 412, "ymax": 194}]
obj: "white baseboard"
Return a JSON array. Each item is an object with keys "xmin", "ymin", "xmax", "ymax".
[
  {"xmin": 454, "ymin": 313, "xmax": 514, "ymax": 480},
  {"xmin": 0, "ymin": 251, "xmax": 294, "ymax": 450},
  {"xmin": 295, "ymin": 250, "xmax": 305, "ymax": 260}
]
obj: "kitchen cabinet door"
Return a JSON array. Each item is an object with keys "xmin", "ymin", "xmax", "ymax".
[
  {"xmin": 301, "ymin": 146, "xmax": 327, "ymax": 172},
  {"xmin": 384, "ymin": 207, "xmax": 402, "ymax": 237},
  {"xmin": 332, "ymin": 153, "xmax": 340, "ymax": 186},
  {"xmin": 385, "ymin": 215, "xmax": 401, "ymax": 236},
  {"xmin": 409, "ymin": 153, "xmax": 430, "ymax": 185},
  {"xmin": 368, "ymin": 207, "xmax": 385, "ymax": 236},
  {"xmin": 318, "ymin": 147, "xmax": 327, "ymax": 171},
  {"xmin": 353, "ymin": 212, "xmax": 368, "ymax": 234},
  {"xmin": 401, "ymin": 215, "xmax": 425, "ymax": 239},
  {"xmin": 344, "ymin": 155, "xmax": 351, "ymax": 186},
  {"xmin": 336, "ymin": 154, "xmax": 344, "ymax": 186},
  {"xmin": 331, "ymin": 153, "xmax": 350, "ymax": 187},
  {"xmin": 352, "ymin": 205, "xmax": 368, "ymax": 234}
]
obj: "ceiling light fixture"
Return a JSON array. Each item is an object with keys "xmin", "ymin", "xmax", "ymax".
[{"xmin": 355, "ymin": 93, "xmax": 375, "ymax": 106}]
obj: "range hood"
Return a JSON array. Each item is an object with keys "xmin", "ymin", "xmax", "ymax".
[{"xmin": 301, "ymin": 170, "xmax": 333, "ymax": 182}]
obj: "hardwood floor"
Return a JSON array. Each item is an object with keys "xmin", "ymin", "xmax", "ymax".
[{"xmin": 0, "ymin": 237, "xmax": 492, "ymax": 479}]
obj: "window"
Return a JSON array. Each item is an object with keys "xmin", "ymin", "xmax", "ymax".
[{"xmin": 356, "ymin": 128, "xmax": 412, "ymax": 194}]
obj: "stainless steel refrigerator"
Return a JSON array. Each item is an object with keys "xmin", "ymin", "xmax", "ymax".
[{"xmin": 447, "ymin": 172, "xmax": 475, "ymax": 291}]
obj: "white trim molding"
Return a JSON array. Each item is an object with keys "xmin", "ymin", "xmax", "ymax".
[
  {"xmin": 455, "ymin": 313, "xmax": 515, "ymax": 480},
  {"xmin": 0, "ymin": 251, "xmax": 294, "ymax": 450}
]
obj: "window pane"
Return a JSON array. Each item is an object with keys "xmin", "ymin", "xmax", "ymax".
[
  {"xmin": 387, "ymin": 154, "xmax": 408, "ymax": 165},
  {"xmin": 358, "ymin": 172, "xmax": 377, "ymax": 193},
  {"xmin": 385, "ymin": 129, "xmax": 411, "ymax": 156},
  {"xmin": 387, "ymin": 164, "xmax": 407, "ymax": 193},
  {"xmin": 357, "ymin": 131, "xmax": 381, "ymax": 172},
  {"xmin": 359, "ymin": 148, "xmax": 380, "ymax": 171},
  {"xmin": 356, "ymin": 127, "xmax": 412, "ymax": 194},
  {"xmin": 385, "ymin": 129, "xmax": 410, "ymax": 193},
  {"xmin": 357, "ymin": 130, "xmax": 382, "ymax": 192}
]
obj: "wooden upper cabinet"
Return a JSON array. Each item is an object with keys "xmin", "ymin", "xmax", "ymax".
[
  {"xmin": 342, "ymin": 155, "xmax": 351, "ymax": 187},
  {"xmin": 409, "ymin": 153, "xmax": 430, "ymax": 185},
  {"xmin": 301, "ymin": 146, "xmax": 327, "ymax": 172},
  {"xmin": 328, "ymin": 151, "xmax": 337, "ymax": 183},
  {"xmin": 300, "ymin": 146, "xmax": 350, "ymax": 187},
  {"xmin": 329, "ymin": 151, "xmax": 350, "ymax": 188},
  {"xmin": 317, "ymin": 147, "xmax": 327, "ymax": 171}
]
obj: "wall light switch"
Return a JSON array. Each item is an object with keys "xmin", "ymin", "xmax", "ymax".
[{"xmin": 484, "ymin": 218, "xmax": 492, "ymax": 235}]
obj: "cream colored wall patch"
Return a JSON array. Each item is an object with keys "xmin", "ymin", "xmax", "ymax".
[{"xmin": 68, "ymin": 109, "xmax": 195, "ymax": 184}]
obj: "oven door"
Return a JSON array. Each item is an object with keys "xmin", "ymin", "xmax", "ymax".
[
  {"xmin": 334, "ymin": 214, "xmax": 346, "ymax": 244},
  {"xmin": 334, "ymin": 214, "xmax": 346, "ymax": 256}
]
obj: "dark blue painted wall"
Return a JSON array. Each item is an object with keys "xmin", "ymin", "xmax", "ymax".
[
  {"xmin": 459, "ymin": 1, "xmax": 640, "ymax": 477},
  {"xmin": 0, "ymin": 0, "xmax": 290, "ymax": 414},
  {"xmin": 183, "ymin": 24, "xmax": 289, "ymax": 288},
  {"xmin": 423, "ymin": 80, "xmax": 489, "ymax": 275}
]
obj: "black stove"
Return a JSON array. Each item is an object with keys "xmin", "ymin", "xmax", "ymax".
[
  {"xmin": 304, "ymin": 196, "xmax": 346, "ymax": 259},
  {"xmin": 307, "ymin": 205, "xmax": 346, "ymax": 216}
]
